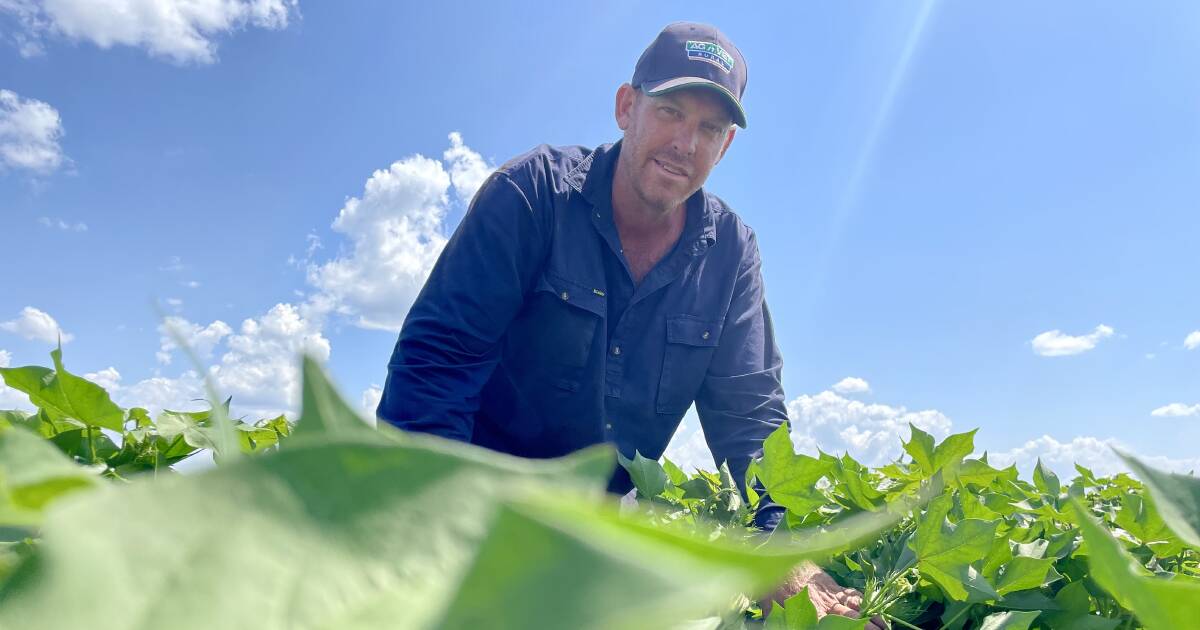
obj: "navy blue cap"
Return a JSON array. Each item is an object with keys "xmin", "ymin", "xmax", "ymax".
[{"xmin": 631, "ymin": 22, "xmax": 748, "ymax": 128}]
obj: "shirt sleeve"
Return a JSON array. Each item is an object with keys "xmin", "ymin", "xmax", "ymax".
[
  {"xmin": 377, "ymin": 170, "xmax": 548, "ymax": 441},
  {"xmin": 693, "ymin": 228, "xmax": 789, "ymax": 530}
]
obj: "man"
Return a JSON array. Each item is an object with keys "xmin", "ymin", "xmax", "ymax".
[{"xmin": 378, "ymin": 22, "xmax": 882, "ymax": 629}]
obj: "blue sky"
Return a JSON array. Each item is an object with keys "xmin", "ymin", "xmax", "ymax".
[{"xmin": 1, "ymin": 1, "xmax": 1197, "ymax": 477}]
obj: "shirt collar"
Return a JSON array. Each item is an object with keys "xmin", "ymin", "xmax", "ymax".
[{"xmin": 565, "ymin": 139, "xmax": 718, "ymax": 254}]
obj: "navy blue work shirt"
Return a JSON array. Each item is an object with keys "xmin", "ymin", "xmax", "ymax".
[{"xmin": 378, "ymin": 139, "xmax": 788, "ymax": 528}]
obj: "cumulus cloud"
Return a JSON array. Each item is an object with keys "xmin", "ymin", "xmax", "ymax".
[
  {"xmin": 360, "ymin": 385, "xmax": 381, "ymax": 426},
  {"xmin": 1031, "ymin": 324, "xmax": 1113, "ymax": 357},
  {"xmin": 831, "ymin": 377, "xmax": 870, "ymax": 395},
  {"xmin": 99, "ymin": 303, "xmax": 328, "ymax": 418},
  {"xmin": 38, "ymin": 216, "xmax": 87, "ymax": 231},
  {"xmin": 208, "ymin": 303, "xmax": 329, "ymax": 415},
  {"xmin": 661, "ymin": 380, "xmax": 1197, "ymax": 480},
  {"xmin": 991, "ymin": 435, "xmax": 1200, "ymax": 478},
  {"xmin": 105, "ymin": 370, "xmax": 208, "ymax": 416},
  {"xmin": 156, "ymin": 316, "xmax": 232, "ymax": 364},
  {"xmin": 1185, "ymin": 331, "xmax": 1200, "ymax": 351},
  {"xmin": 0, "ymin": 348, "xmax": 36, "ymax": 410},
  {"xmin": 786, "ymin": 390, "xmax": 953, "ymax": 465},
  {"xmin": 0, "ymin": 306, "xmax": 73, "ymax": 344},
  {"xmin": 1151, "ymin": 403, "xmax": 1200, "ymax": 418},
  {"xmin": 306, "ymin": 132, "xmax": 495, "ymax": 331},
  {"xmin": 0, "ymin": 89, "xmax": 66, "ymax": 174},
  {"xmin": 83, "ymin": 366, "xmax": 121, "ymax": 391},
  {"xmin": 662, "ymin": 387, "xmax": 954, "ymax": 473},
  {"xmin": 1, "ymin": 0, "xmax": 299, "ymax": 64},
  {"xmin": 443, "ymin": 131, "xmax": 492, "ymax": 203}
]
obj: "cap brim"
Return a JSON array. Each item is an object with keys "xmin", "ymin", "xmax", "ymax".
[{"xmin": 642, "ymin": 76, "xmax": 747, "ymax": 129}]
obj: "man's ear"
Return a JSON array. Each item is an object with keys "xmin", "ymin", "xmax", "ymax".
[
  {"xmin": 714, "ymin": 127, "xmax": 736, "ymax": 165},
  {"xmin": 615, "ymin": 83, "xmax": 637, "ymax": 131}
]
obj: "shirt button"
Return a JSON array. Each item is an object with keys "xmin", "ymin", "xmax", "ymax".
[
  {"xmin": 605, "ymin": 423, "xmax": 613, "ymax": 430},
  {"xmin": 560, "ymin": 291, "xmax": 569, "ymax": 301},
  {"xmin": 612, "ymin": 346, "xmax": 621, "ymax": 356},
  {"xmin": 702, "ymin": 331, "xmax": 710, "ymax": 340}
]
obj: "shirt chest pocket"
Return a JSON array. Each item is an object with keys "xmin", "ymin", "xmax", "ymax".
[
  {"xmin": 527, "ymin": 271, "xmax": 606, "ymax": 389},
  {"xmin": 656, "ymin": 315, "xmax": 723, "ymax": 414}
]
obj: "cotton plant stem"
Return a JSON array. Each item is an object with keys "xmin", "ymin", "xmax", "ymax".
[
  {"xmin": 882, "ymin": 612, "xmax": 923, "ymax": 630},
  {"xmin": 937, "ymin": 604, "xmax": 971, "ymax": 630}
]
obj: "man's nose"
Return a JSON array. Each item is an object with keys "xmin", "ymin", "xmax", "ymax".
[{"xmin": 670, "ymin": 123, "xmax": 699, "ymax": 158}]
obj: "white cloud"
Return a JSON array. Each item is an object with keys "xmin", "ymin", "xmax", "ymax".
[
  {"xmin": 184, "ymin": 280, "xmax": 201, "ymax": 289},
  {"xmin": 1031, "ymin": 324, "xmax": 1114, "ymax": 357},
  {"xmin": 83, "ymin": 366, "xmax": 121, "ymax": 391},
  {"xmin": 111, "ymin": 371, "xmax": 207, "ymax": 416},
  {"xmin": 661, "ymin": 385, "xmax": 1200, "ymax": 481},
  {"xmin": 360, "ymin": 385, "xmax": 381, "ymax": 427},
  {"xmin": 1185, "ymin": 331, "xmax": 1200, "ymax": 351},
  {"xmin": 444, "ymin": 131, "xmax": 492, "ymax": 203},
  {"xmin": 662, "ymin": 387, "xmax": 954, "ymax": 473},
  {"xmin": 306, "ymin": 132, "xmax": 495, "ymax": 332},
  {"xmin": 786, "ymin": 390, "xmax": 953, "ymax": 465},
  {"xmin": 38, "ymin": 216, "xmax": 87, "ymax": 231},
  {"xmin": 0, "ymin": 306, "xmax": 73, "ymax": 344},
  {"xmin": 1151, "ymin": 403, "xmax": 1200, "ymax": 418},
  {"xmin": 0, "ymin": 348, "xmax": 36, "ymax": 411},
  {"xmin": 831, "ymin": 377, "xmax": 870, "ymax": 395},
  {"xmin": 208, "ymin": 303, "xmax": 329, "ymax": 415},
  {"xmin": 0, "ymin": 384, "xmax": 34, "ymax": 411},
  {"xmin": 991, "ymin": 435, "xmax": 1200, "ymax": 478},
  {"xmin": 662, "ymin": 406, "xmax": 717, "ymax": 473},
  {"xmin": 156, "ymin": 316, "xmax": 232, "ymax": 364},
  {"xmin": 0, "ymin": 89, "xmax": 65, "ymax": 174},
  {"xmin": 1, "ymin": 0, "xmax": 299, "ymax": 64},
  {"xmin": 107, "ymin": 302, "xmax": 328, "ymax": 418}
]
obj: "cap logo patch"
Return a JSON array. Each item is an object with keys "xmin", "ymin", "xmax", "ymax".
[{"xmin": 684, "ymin": 40, "xmax": 734, "ymax": 73}]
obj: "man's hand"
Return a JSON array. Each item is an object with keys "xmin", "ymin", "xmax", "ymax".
[{"xmin": 761, "ymin": 562, "xmax": 887, "ymax": 630}]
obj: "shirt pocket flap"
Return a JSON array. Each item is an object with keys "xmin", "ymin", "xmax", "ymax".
[
  {"xmin": 666, "ymin": 315, "xmax": 722, "ymax": 347},
  {"xmin": 536, "ymin": 271, "xmax": 606, "ymax": 318}
]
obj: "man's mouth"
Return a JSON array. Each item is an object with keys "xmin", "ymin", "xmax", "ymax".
[{"xmin": 653, "ymin": 159, "xmax": 689, "ymax": 179}]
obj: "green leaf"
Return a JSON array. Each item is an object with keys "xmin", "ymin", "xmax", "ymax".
[
  {"xmin": 977, "ymin": 611, "xmax": 1040, "ymax": 630},
  {"xmin": 717, "ymin": 460, "xmax": 744, "ymax": 514},
  {"xmin": 903, "ymin": 423, "xmax": 936, "ymax": 475},
  {"xmin": 1033, "ymin": 459, "xmax": 1061, "ymax": 498},
  {"xmin": 1044, "ymin": 581, "xmax": 1121, "ymax": 629},
  {"xmin": 763, "ymin": 586, "xmax": 869, "ymax": 630},
  {"xmin": 680, "ymin": 477, "xmax": 716, "ymax": 500},
  {"xmin": 1068, "ymin": 499, "xmax": 1200, "ymax": 629},
  {"xmin": 155, "ymin": 411, "xmax": 216, "ymax": 450},
  {"xmin": 758, "ymin": 424, "xmax": 834, "ymax": 515},
  {"xmin": 1117, "ymin": 451, "xmax": 1200, "ymax": 549},
  {"xmin": 618, "ymin": 451, "xmax": 670, "ymax": 499},
  {"xmin": 911, "ymin": 493, "xmax": 999, "ymax": 600},
  {"xmin": 1114, "ymin": 493, "xmax": 1183, "ymax": 558},
  {"xmin": 0, "ymin": 426, "xmax": 101, "ymax": 526},
  {"xmin": 0, "ymin": 348, "xmax": 124, "ymax": 431},
  {"xmin": 833, "ymin": 454, "xmax": 884, "ymax": 511},
  {"xmin": 995, "ymin": 555, "xmax": 1058, "ymax": 595},
  {"xmin": 289, "ymin": 355, "xmax": 379, "ymax": 443},
  {"xmin": 933, "ymin": 429, "xmax": 977, "ymax": 477},
  {"xmin": 766, "ymin": 585, "xmax": 818, "ymax": 629},
  {"xmin": 0, "ymin": 410, "xmax": 36, "ymax": 433},
  {"xmin": 661, "ymin": 457, "xmax": 688, "ymax": 487},
  {"xmin": 956, "ymin": 458, "xmax": 1003, "ymax": 489}
]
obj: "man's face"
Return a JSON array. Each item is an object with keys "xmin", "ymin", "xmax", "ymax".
[{"xmin": 615, "ymin": 84, "xmax": 737, "ymax": 215}]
